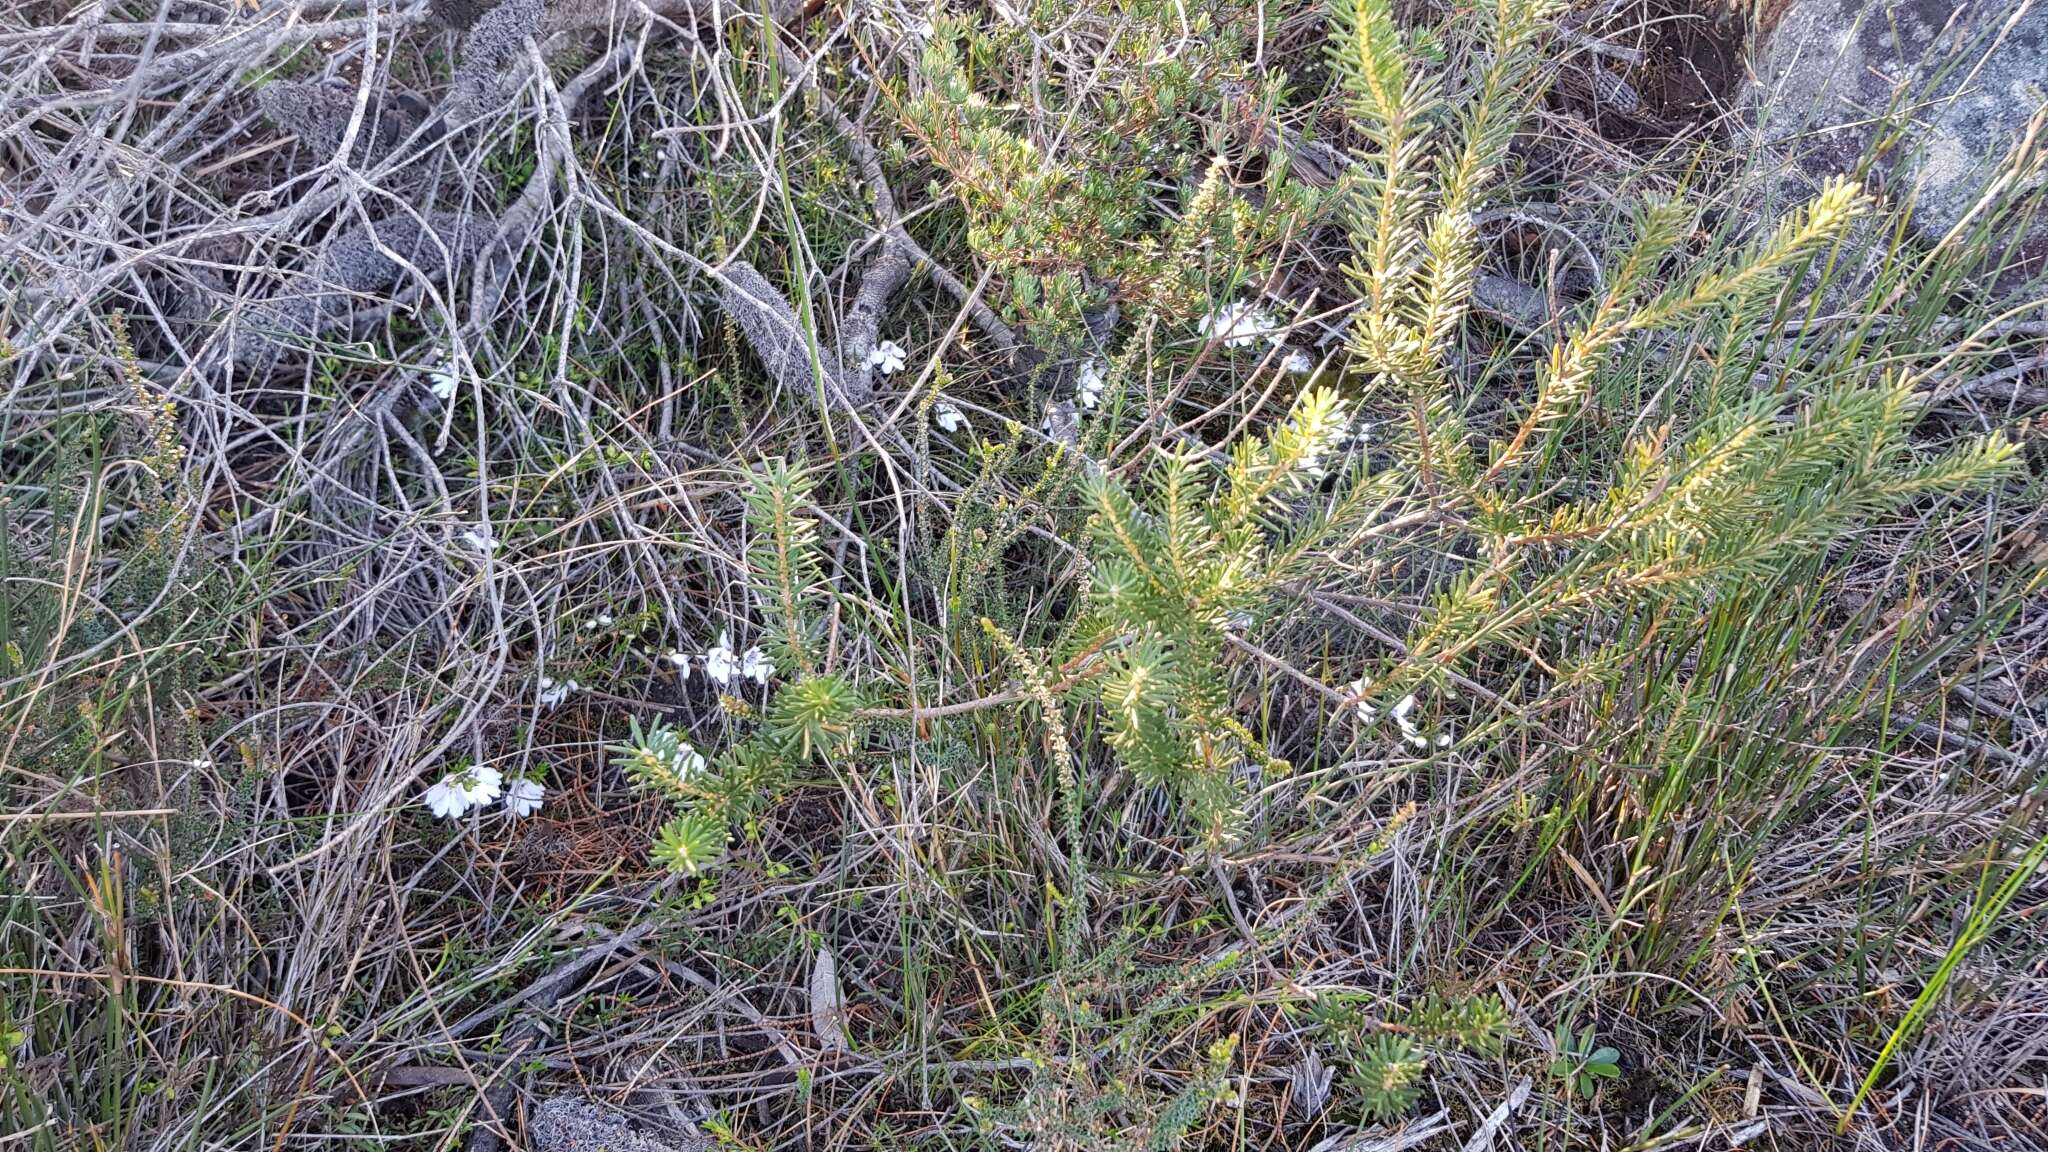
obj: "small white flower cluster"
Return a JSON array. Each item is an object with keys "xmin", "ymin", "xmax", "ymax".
[
  {"xmin": 582, "ymin": 612, "xmax": 616, "ymax": 632},
  {"xmin": 657, "ymin": 738, "xmax": 710, "ymax": 780},
  {"xmin": 934, "ymin": 400, "xmax": 968, "ymax": 435},
  {"xmin": 1343, "ymin": 415, "xmax": 1374, "ymax": 450},
  {"xmin": 1298, "ymin": 441, "xmax": 1331, "ymax": 483},
  {"xmin": 504, "ymin": 778, "xmax": 545, "ymax": 817},
  {"xmin": 1199, "ymin": 299, "xmax": 1318, "ymax": 375},
  {"xmin": 867, "ymin": 339, "xmax": 908, "ymax": 376},
  {"xmin": 664, "ymin": 630, "xmax": 774, "ymax": 686},
  {"xmin": 1075, "ymin": 360, "xmax": 1107, "ymax": 409},
  {"xmin": 427, "ymin": 361, "xmax": 459, "ymax": 403},
  {"xmin": 1200, "ymin": 300, "xmax": 1281, "ymax": 348},
  {"xmin": 538, "ymin": 674, "xmax": 579, "ymax": 708},
  {"xmin": 1346, "ymin": 679, "xmax": 1453, "ymax": 750},
  {"xmin": 1300, "ymin": 413, "xmax": 1375, "ymax": 485},
  {"xmin": 422, "ymin": 766, "xmax": 547, "ymax": 820}
]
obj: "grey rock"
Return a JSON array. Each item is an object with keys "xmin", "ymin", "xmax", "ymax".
[
  {"xmin": 1753, "ymin": 0, "xmax": 2048, "ymax": 260},
  {"xmin": 528, "ymin": 1098, "xmax": 709, "ymax": 1152}
]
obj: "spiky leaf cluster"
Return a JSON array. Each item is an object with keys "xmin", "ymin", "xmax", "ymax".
[
  {"xmin": 650, "ymin": 811, "xmax": 728, "ymax": 877},
  {"xmin": 1331, "ymin": 0, "xmax": 1561, "ymax": 400},
  {"xmin": 762, "ymin": 674, "xmax": 861, "ymax": 761},
  {"xmin": 745, "ymin": 457, "xmax": 829, "ymax": 678},
  {"xmin": 612, "ymin": 717, "xmax": 731, "ymax": 875},
  {"xmin": 617, "ymin": 465, "xmax": 869, "ymax": 876},
  {"xmin": 1346, "ymin": 1035, "xmax": 1427, "ymax": 1123},
  {"xmin": 1322, "ymin": 0, "xmax": 2019, "ymax": 689},
  {"xmin": 1078, "ymin": 387, "xmax": 1361, "ymax": 846},
  {"xmin": 609, "ymin": 716, "xmax": 708, "ymax": 800},
  {"xmin": 1402, "ymin": 992, "xmax": 1513, "ymax": 1058}
]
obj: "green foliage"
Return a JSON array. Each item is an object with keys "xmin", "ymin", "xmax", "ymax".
[
  {"xmin": 0, "ymin": 318, "xmax": 223, "ymax": 777},
  {"xmin": 1548, "ymin": 1024, "xmax": 1621, "ymax": 1100},
  {"xmin": 1308, "ymin": 989, "xmax": 1516, "ymax": 1124},
  {"xmin": 1076, "ymin": 386, "xmax": 1362, "ymax": 847},
  {"xmin": 1147, "ymin": 1036, "xmax": 1237, "ymax": 1150},
  {"xmin": 1325, "ymin": 0, "xmax": 2019, "ymax": 689},
  {"xmin": 612, "ymin": 717, "xmax": 738, "ymax": 875},
  {"xmin": 621, "ymin": 459, "xmax": 872, "ymax": 874},
  {"xmin": 1403, "ymin": 991, "xmax": 1513, "ymax": 1058},
  {"xmin": 0, "ymin": 1002, "xmax": 24, "ymax": 1071},
  {"xmin": 1332, "ymin": 0, "xmax": 1560, "ymax": 410},
  {"xmin": 745, "ymin": 457, "xmax": 829, "ymax": 678},
  {"xmin": 761, "ymin": 673, "xmax": 860, "ymax": 760},
  {"xmin": 1841, "ymin": 828, "xmax": 2048, "ymax": 1132},
  {"xmin": 1346, "ymin": 1035, "xmax": 1427, "ymax": 1123},
  {"xmin": 610, "ymin": 715, "xmax": 709, "ymax": 800},
  {"xmin": 15, "ymin": 0, "xmax": 2046, "ymax": 1147},
  {"xmin": 902, "ymin": 1, "xmax": 1318, "ymax": 343},
  {"xmin": 651, "ymin": 810, "xmax": 730, "ymax": 877}
]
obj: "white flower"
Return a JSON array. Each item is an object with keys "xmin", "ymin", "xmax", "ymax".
[
  {"xmin": 703, "ymin": 631, "xmax": 739, "ymax": 685},
  {"xmin": 1390, "ymin": 694, "xmax": 1419, "ymax": 738},
  {"xmin": 190, "ymin": 758, "xmax": 214, "ymax": 769},
  {"xmin": 1075, "ymin": 360, "xmax": 1107, "ymax": 409},
  {"xmin": 538, "ymin": 675, "xmax": 579, "ymax": 709},
  {"xmin": 1384, "ymin": 693, "xmax": 1446, "ymax": 750},
  {"xmin": 428, "ymin": 363, "xmax": 458, "ymax": 402},
  {"xmin": 665, "ymin": 650, "xmax": 693, "ymax": 678},
  {"xmin": 458, "ymin": 526, "xmax": 499, "ymax": 554},
  {"xmin": 1282, "ymin": 349, "xmax": 1315, "ymax": 375},
  {"xmin": 868, "ymin": 339, "xmax": 908, "ymax": 376},
  {"xmin": 1346, "ymin": 678, "xmax": 1377, "ymax": 723},
  {"xmin": 422, "ymin": 766, "xmax": 503, "ymax": 820},
  {"xmin": 740, "ymin": 646, "xmax": 774, "ymax": 685},
  {"xmin": 583, "ymin": 612, "xmax": 615, "ymax": 632},
  {"xmin": 934, "ymin": 400, "xmax": 968, "ymax": 434},
  {"xmin": 1345, "ymin": 416, "xmax": 1375, "ymax": 450},
  {"xmin": 672, "ymin": 742, "xmax": 708, "ymax": 779},
  {"xmin": 503, "ymin": 778, "xmax": 545, "ymax": 818},
  {"xmin": 1199, "ymin": 300, "xmax": 1282, "ymax": 348}
]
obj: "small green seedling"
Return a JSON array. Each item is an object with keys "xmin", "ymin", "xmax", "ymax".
[{"xmin": 1549, "ymin": 1024, "xmax": 1621, "ymax": 1099}]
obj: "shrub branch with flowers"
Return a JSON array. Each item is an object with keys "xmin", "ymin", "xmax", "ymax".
[
  {"xmin": 11, "ymin": 0, "xmax": 2046, "ymax": 1147},
  {"xmin": 347, "ymin": 0, "xmax": 2031, "ymax": 1142},
  {"xmin": 435, "ymin": 2, "xmax": 2024, "ymax": 1138}
]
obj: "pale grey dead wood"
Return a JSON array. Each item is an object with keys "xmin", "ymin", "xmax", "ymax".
[
  {"xmin": 1459, "ymin": 1076, "xmax": 1532, "ymax": 1152},
  {"xmin": 808, "ymin": 944, "xmax": 850, "ymax": 1052},
  {"xmin": 528, "ymin": 1097, "xmax": 711, "ymax": 1152}
]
